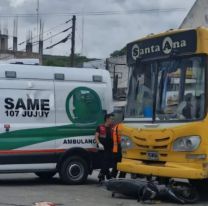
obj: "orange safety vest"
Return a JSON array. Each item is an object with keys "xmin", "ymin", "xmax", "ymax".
[{"xmin": 112, "ymin": 124, "xmax": 121, "ymax": 153}]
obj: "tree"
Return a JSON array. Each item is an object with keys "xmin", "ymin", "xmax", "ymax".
[
  {"xmin": 110, "ymin": 46, "xmax": 126, "ymax": 57},
  {"xmin": 42, "ymin": 54, "xmax": 97, "ymax": 67}
]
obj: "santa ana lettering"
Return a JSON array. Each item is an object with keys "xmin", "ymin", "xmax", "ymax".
[{"xmin": 131, "ymin": 36, "xmax": 188, "ymax": 60}]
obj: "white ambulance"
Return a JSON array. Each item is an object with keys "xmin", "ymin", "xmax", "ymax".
[{"xmin": 0, "ymin": 64, "xmax": 113, "ymax": 184}]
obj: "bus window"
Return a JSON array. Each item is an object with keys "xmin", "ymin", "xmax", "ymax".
[
  {"xmin": 125, "ymin": 62, "xmax": 156, "ymax": 119},
  {"xmin": 156, "ymin": 56, "xmax": 205, "ymax": 121}
]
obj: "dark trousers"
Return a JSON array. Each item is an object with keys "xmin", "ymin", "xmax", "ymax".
[
  {"xmin": 111, "ymin": 152, "xmax": 126, "ymax": 178},
  {"xmin": 99, "ymin": 150, "xmax": 112, "ymax": 179}
]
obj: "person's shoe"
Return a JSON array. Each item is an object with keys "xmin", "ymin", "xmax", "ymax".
[
  {"xmin": 98, "ymin": 178, "xmax": 104, "ymax": 184},
  {"xmin": 98, "ymin": 173, "xmax": 105, "ymax": 183},
  {"xmin": 118, "ymin": 172, "xmax": 126, "ymax": 179},
  {"xmin": 109, "ymin": 172, "xmax": 117, "ymax": 179},
  {"xmin": 98, "ymin": 172, "xmax": 104, "ymax": 179},
  {"xmin": 106, "ymin": 174, "xmax": 112, "ymax": 180}
]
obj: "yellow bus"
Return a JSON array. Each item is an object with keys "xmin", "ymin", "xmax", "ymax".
[{"xmin": 118, "ymin": 27, "xmax": 208, "ymax": 186}]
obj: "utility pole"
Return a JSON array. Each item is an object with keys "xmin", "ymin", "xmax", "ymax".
[
  {"xmin": 70, "ymin": 15, "xmax": 76, "ymax": 67},
  {"xmin": 81, "ymin": 11, "xmax": 85, "ymax": 55},
  {"xmin": 36, "ymin": 0, "xmax": 39, "ymax": 41}
]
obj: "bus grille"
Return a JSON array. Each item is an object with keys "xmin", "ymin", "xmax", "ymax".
[{"xmin": 133, "ymin": 134, "xmax": 172, "ymax": 151}]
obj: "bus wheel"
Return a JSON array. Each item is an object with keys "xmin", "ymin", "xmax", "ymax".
[
  {"xmin": 59, "ymin": 156, "xmax": 88, "ymax": 185},
  {"xmin": 35, "ymin": 171, "xmax": 56, "ymax": 179}
]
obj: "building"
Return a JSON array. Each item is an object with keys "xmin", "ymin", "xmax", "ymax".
[
  {"xmin": 180, "ymin": 0, "xmax": 208, "ymax": 28},
  {"xmin": 106, "ymin": 55, "xmax": 129, "ymax": 100},
  {"xmin": 0, "ymin": 32, "xmax": 42, "ymax": 64},
  {"xmin": 83, "ymin": 56, "xmax": 129, "ymax": 101},
  {"xmin": 83, "ymin": 59, "xmax": 106, "ymax": 70},
  {"xmin": 0, "ymin": 50, "xmax": 41, "ymax": 64}
]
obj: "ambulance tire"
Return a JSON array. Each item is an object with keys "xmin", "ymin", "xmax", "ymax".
[
  {"xmin": 35, "ymin": 171, "xmax": 56, "ymax": 179},
  {"xmin": 59, "ymin": 156, "xmax": 88, "ymax": 185}
]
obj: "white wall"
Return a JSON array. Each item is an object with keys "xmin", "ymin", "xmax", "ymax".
[{"xmin": 180, "ymin": 0, "xmax": 208, "ymax": 28}]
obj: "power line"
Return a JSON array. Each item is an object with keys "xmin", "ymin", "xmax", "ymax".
[
  {"xmin": 32, "ymin": 26, "xmax": 72, "ymax": 45},
  {"xmin": 45, "ymin": 34, "xmax": 71, "ymax": 49},
  {"xmin": 18, "ymin": 18, "xmax": 72, "ymax": 46},
  {"xmin": 0, "ymin": 8, "xmax": 186, "ymax": 18},
  {"xmin": 44, "ymin": 19, "xmax": 72, "ymax": 35}
]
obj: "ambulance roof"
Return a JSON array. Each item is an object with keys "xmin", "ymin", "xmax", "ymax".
[{"xmin": 0, "ymin": 64, "xmax": 110, "ymax": 83}]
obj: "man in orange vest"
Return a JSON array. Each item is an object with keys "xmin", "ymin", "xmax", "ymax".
[
  {"xmin": 110, "ymin": 123, "xmax": 126, "ymax": 178},
  {"xmin": 95, "ymin": 113, "xmax": 114, "ymax": 182}
]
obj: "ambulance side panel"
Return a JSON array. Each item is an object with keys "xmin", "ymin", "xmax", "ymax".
[
  {"xmin": 0, "ymin": 65, "xmax": 113, "ymax": 174},
  {"xmin": 54, "ymin": 80, "xmax": 109, "ymax": 169},
  {"xmin": 0, "ymin": 78, "xmax": 57, "ymax": 170}
]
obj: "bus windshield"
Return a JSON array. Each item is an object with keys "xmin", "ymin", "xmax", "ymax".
[{"xmin": 125, "ymin": 56, "xmax": 205, "ymax": 122}]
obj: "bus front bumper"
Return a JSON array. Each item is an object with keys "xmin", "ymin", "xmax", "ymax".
[{"xmin": 118, "ymin": 158, "xmax": 208, "ymax": 179}]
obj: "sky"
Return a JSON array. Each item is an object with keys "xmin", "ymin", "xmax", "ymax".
[{"xmin": 0, "ymin": 0, "xmax": 196, "ymax": 59}]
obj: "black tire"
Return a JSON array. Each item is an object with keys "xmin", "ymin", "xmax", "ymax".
[
  {"xmin": 169, "ymin": 182, "xmax": 199, "ymax": 204},
  {"xmin": 35, "ymin": 171, "xmax": 56, "ymax": 179},
  {"xmin": 59, "ymin": 156, "xmax": 88, "ymax": 185}
]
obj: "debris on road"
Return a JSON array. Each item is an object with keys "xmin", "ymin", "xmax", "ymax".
[{"xmin": 34, "ymin": 202, "xmax": 56, "ymax": 206}]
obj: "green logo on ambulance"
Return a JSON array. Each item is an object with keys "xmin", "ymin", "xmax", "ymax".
[{"xmin": 65, "ymin": 87, "xmax": 103, "ymax": 124}]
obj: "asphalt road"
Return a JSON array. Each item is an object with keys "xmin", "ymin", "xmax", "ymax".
[{"xmin": 0, "ymin": 171, "xmax": 207, "ymax": 206}]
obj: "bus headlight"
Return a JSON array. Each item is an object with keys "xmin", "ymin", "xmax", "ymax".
[
  {"xmin": 121, "ymin": 136, "xmax": 134, "ymax": 149},
  {"xmin": 172, "ymin": 136, "xmax": 201, "ymax": 152}
]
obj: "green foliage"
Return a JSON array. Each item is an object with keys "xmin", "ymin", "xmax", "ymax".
[
  {"xmin": 42, "ymin": 54, "xmax": 96, "ymax": 67},
  {"xmin": 110, "ymin": 46, "xmax": 127, "ymax": 57}
]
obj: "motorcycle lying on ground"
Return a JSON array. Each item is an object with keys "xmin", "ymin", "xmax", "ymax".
[{"xmin": 105, "ymin": 178, "xmax": 199, "ymax": 204}]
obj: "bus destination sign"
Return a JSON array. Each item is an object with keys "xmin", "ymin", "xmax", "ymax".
[{"xmin": 127, "ymin": 30, "xmax": 197, "ymax": 65}]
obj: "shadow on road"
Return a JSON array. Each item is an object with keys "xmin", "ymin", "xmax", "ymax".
[{"xmin": 0, "ymin": 173, "xmax": 99, "ymax": 187}]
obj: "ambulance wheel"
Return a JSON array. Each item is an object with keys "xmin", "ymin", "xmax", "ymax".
[
  {"xmin": 35, "ymin": 171, "xmax": 56, "ymax": 179},
  {"xmin": 59, "ymin": 156, "xmax": 88, "ymax": 185}
]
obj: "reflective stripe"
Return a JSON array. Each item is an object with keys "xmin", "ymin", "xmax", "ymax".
[
  {"xmin": 0, "ymin": 163, "xmax": 56, "ymax": 171},
  {"xmin": 112, "ymin": 124, "xmax": 121, "ymax": 153}
]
